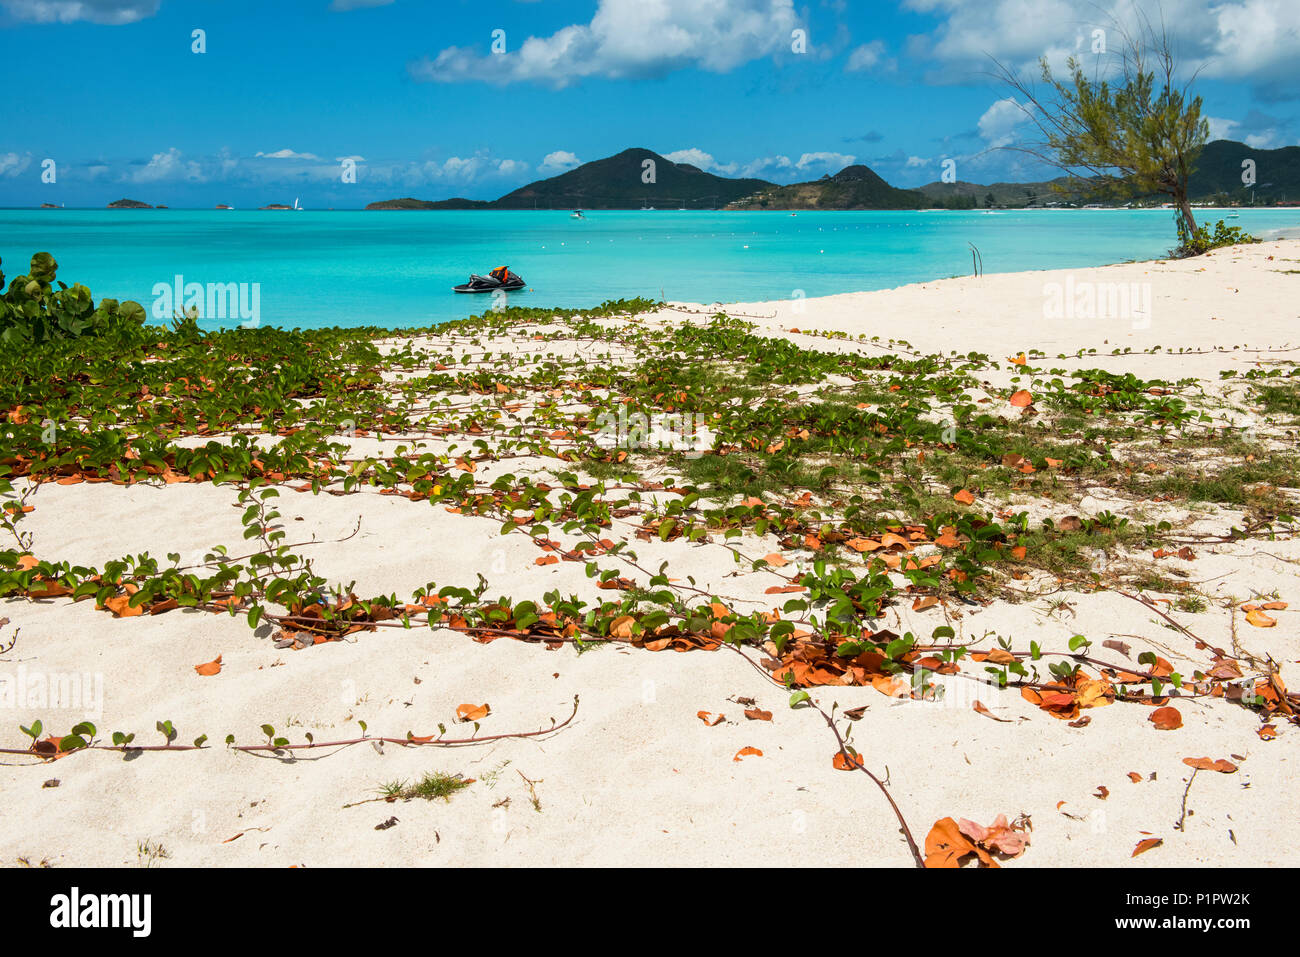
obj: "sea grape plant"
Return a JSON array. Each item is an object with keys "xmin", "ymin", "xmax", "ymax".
[{"xmin": 0, "ymin": 252, "xmax": 147, "ymax": 347}]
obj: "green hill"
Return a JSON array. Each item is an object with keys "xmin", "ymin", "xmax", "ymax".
[
  {"xmin": 728, "ymin": 165, "xmax": 927, "ymax": 210},
  {"xmin": 915, "ymin": 176, "xmax": 1104, "ymax": 208},
  {"xmin": 365, "ymin": 196, "xmax": 491, "ymax": 210},
  {"xmin": 915, "ymin": 141, "xmax": 1300, "ymax": 208},
  {"xmin": 363, "ymin": 140, "xmax": 1300, "ymax": 213},
  {"xmin": 1187, "ymin": 139, "xmax": 1300, "ymax": 203},
  {"xmin": 492, "ymin": 148, "xmax": 772, "ymax": 209},
  {"xmin": 367, "ymin": 149, "xmax": 772, "ymax": 211}
]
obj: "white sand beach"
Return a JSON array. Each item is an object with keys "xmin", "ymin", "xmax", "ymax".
[{"xmin": 4, "ymin": 240, "xmax": 1299, "ymax": 868}]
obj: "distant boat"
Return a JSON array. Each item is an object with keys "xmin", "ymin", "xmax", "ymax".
[
  {"xmin": 570, "ymin": 210, "xmax": 585, "ymax": 219},
  {"xmin": 293, "ymin": 197, "xmax": 302, "ymax": 211}
]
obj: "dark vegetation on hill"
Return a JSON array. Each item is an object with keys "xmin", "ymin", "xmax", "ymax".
[
  {"xmin": 368, "ymin": 141, "xmax": 1300, "ymax": 212},
  {"xmin": 727, "ymin": 165, "xmax": 927, "ymax": 210},
  {"xmin": 370, "ymin": 149, "xmax": 772, "ymax": 210}
]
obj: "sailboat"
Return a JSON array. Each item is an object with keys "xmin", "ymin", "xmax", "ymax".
[{"xmin": 293, "ymin": 197, "xmax": 302, "ymax": 211}]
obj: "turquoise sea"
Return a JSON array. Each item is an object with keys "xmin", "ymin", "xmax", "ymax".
[{"xmin": 3, "ymin": 208, "xmax": 1298, "ymax": 330}]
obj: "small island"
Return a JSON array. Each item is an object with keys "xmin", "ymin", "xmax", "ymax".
[
  {"xmin": 107, "ymin": 198, "xmax": 152, "ymax": 209},
  {"xmin": 365, "ymin": 197, "xmax": 490, "ymax": 210}
]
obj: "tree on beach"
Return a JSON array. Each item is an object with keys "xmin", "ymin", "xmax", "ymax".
[{"xmin": 992, "ymin": 13, "xmax": 1211, "ymax": 253}]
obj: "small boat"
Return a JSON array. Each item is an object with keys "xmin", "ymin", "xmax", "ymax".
[
  {"xmin": 453, "ymin": 266, "xmax": 526, "ymax": 294},
  {"xmin": 570, "ymin": 210, "xmax": 585, "ymax": 219}
]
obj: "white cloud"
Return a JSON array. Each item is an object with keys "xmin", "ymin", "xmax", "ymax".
[
  {"xmin": 1244, "ymin": 132, "xmax": 1279, "ymax": 148},
  {"xmin": 904, "ymin": 0, "xmax": 1300, "ymax": 85},
  {"xmin": 1, "ymin": 0, "xmax": 158, "ymax": 23},
  {"xmin": 662, "ymin": 148, "xmax": 739, "ymax": 175},
  {"xmin": 977, "ymin": 97, "xmax": 1029, "ymax": 148},
  {"xmin": 736, "ymin": 151, "xmax": 855, "ymax": 179},
  {"xmin": 846, "ymin": 40, "xmax": 893, "ymax": 73},
  {"xmin": 794, "ymin": 151, "xmax": 854, "ymax": 171},
  {"xmin": 496, "ymin": 159, "xmax": 532, "ymax": 177},
  {"xmin": 1205, "ymin": 116, "xmax": 1240, "ymax": 141},
  {"xmin": 129, "ymin": 147, "xmax": 204, "ymax": 184},
  {"xmin": 538, "ymin": 150, "xmax": 582, "ymax": 174},
  {"xmin": 0, "ymin": 152, "xmax": 32, "ymax": 178},
  {"xmin": 255, "ymin": 148, "xmax": 322, "ymax": 160},
  {"xmin": 416, "ymin": 153, "xmax": 534, "ymax": 185},
  {"xmin": 409, "ymin": 0, "xmax": 802, "ymax": 88}
]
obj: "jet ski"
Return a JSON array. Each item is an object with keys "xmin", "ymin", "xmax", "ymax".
[{"xmin": 453, "ymin": 266, "xmax": 526, "ymax": 294}]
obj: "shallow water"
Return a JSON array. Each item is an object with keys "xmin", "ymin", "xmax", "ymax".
[{"xmin": 3, "ymin": 207, "xmax": 1298, "ymax": 330}]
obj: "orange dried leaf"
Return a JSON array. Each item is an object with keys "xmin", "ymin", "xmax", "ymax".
[
  {"xmin": 972, "ymin": 700, "xmax": 1011, "ymax": 722},
  {"xmin": 1183, "ymin": 756, "xmax": 1237, "ymax": 773},
  {"xmin": 958, "ymin": 814, "xmax": 1028, "ymax": 857},
  {"xmin": 1149, "ymin": 706, "xmax": 1182, "ymax": 730},
  {"xmin": 933, "ymin": 527, "xmax": 961, "ymax": 548},
  {"xmin": 1132, "ymin": 837, "xmax": 1163, "ymax": 857},
  {"xmin": 924, "ymin": 817, "xmax": 995, "ymax": 868},
  {"xmin": 455, "ymin": 703, "xmax": 490, "ymax": 722},
  {"xmin": 871, "ymin": 674, "xmax": 908, "ymax": 698},
  {"xmin": 833, "ymin": 750, "xmax": 865, "ymax": 771},
  {"xmin": 194, "ymin": 654, "xmax": 223, "ymax": 677},
  {"xmin": 1245, "ymin": 608, "xmax": 1276, "ymax": 628},
  {"xmin": 845, "ymin": 537, "xmax": 881, "ymax": 552}
]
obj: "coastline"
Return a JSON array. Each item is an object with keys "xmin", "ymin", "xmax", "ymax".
[{"xmin": 675, "ymin": 238, "xmax": 1300, "ymax": 369}]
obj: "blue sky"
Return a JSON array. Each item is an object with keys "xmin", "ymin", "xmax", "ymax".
[{"xmin": 2, "ymin": 0, "xmax": 1297, "ymax": 207}]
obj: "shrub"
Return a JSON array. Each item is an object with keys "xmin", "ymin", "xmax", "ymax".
[
  {"xmin": 0, "ymin": 252, "xmax": 146, "ymax": 348},
  {"xmin": 1174, "ymin": 218, "xmax": 1260, "ymax": 258}
]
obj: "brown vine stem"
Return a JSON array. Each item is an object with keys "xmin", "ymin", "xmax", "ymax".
[
  {"xmin": 0, "ymin": 695, "xmax": 579, "ymax": 761},
  {"xmin": 721, "ymin": 644, "xmax": 924, "ymax": 868},
  {"xmin": 809, "ymin": 697, "xmax": 926, "ymax": 869}
]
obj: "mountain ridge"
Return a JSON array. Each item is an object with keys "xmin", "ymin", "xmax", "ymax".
[{"xmin": 365, "ymin": 140, "xmax": 1300, "ymax": 211}]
